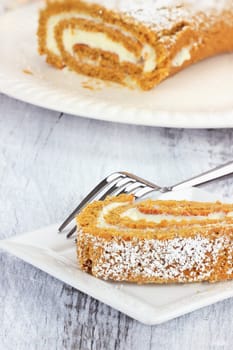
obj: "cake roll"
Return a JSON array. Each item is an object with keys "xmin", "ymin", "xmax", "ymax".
[
  {"xmin": 76, "ymin": 194, "xmax": 233, "ymax": 283},
  {"xmin": 38, "ymin": 0, "xmax": 233, "ymax": 90}
]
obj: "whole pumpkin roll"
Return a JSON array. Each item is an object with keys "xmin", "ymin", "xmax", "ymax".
[{"xmin": 38, "ymin": 0, "xmax": 233, "ymax": 90}]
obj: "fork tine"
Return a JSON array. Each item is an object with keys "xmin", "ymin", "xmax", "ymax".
[
  {"xmin": 134, "ymin": 186, "xmax": 159, "ymax": 199},
  {"xmin": 120, "ymin": 172, "xmax": 161, "ymax": 191},
  {"xmin": 117, "ymin": 183, "xmax": 145, "ymax": 195},
  {"xmin": 98, "ymin": 178, "xmax": 135, "ymax": 201},
  {"xmin": 58, "ymin": 172, "xmax": 124, "ymax": 232},
  {"xmin": 66, "ymin": 225, "xmax": 77, "ymax": 239}
]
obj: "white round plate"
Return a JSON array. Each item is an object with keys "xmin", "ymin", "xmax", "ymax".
[{"xmin": 0, "ymin": 2, "xmax": 233, "ymax": 128}]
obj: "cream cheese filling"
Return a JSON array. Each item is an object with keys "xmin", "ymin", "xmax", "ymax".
[
  {"xmin": 172, "ymin": 46, "xmax": 192, "ymax": 67},
  {"xmin": 63, "ymin": 28, "xmax": 137, "ymax": 65},
  {"xmin": 97, "ymin": 202, "xmax": 127, "ymax": 229},
  {"xmin": 47, "ymin": 13, "xmax": 157, "ymax": 72},
  {"xmin": 62, "ymin": 28, "xmax": 156, "ymax": 72},
  {"xmin": 47, "ymin": 12, "xmax": 94, "ymax": 55},
  {"xmin": 97, "ymin": 202, "xmax": 231, "ymax": 230},
  {"xmin": 121, "ymin": 208, "xmax": 226, "ymax": 223},
  {"xmin": 142, "ymin": 44, "xmax": 157, "ymax": 72}
]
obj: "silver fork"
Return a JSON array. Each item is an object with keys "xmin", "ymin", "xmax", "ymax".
[{"xmin": 59, "ymin": 161, "xmax": 233, "ymax": 238}]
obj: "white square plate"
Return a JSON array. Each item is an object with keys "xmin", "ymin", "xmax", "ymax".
[{"xmin": 1, "ymin": 187, "xmax": 233, "ymax": 325}]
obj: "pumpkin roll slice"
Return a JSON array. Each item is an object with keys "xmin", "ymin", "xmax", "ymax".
[
  {"xmin": 76, "ymin": 194, "xmax": 233, "ymax": 283},
  {"xmin": 38, "ymin": 0, "xmax": 233, "ymax": 90}
]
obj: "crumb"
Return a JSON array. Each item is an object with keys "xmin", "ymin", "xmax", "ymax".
[
  {"xmin": 81, "ymin": 78, "xmax": 117, "ymax": 91},
  {"xmin": 23, "ymin": 69, "xmax": 33, "ymax": 75},
  {"xmin": 81, "ymin": 78, "xmax": 103, "ymax": 91},
  {"xmin": 82, "ymin": 81, "xmax": 95, "ymax": 90}
]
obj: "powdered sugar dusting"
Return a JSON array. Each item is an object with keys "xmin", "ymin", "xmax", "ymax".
[
  {"xmin": 78, "ymin": 229, "xmax": 232, "ymax": 282},
  {"xmin": 89, "ymin": 0, "xmax": 232, "ymax": 31}
]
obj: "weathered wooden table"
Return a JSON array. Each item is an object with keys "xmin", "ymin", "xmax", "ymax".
[{"xmin": 1, "ymin": 3, "xmax": 233, "ymax": 350}]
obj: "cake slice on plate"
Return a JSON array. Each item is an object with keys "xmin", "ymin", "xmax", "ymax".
[
  {"xmin": 76, "ymin": 194, "xmax": 233, "ymax": 283},
  {"xmin": 38, "ymin": 0, "xmax": 233, "ymax": 90}
]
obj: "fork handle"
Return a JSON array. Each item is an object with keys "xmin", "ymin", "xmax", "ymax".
[{"xmin": 170, "ymin": 161, "xmax": 233, "ymax": 191}]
